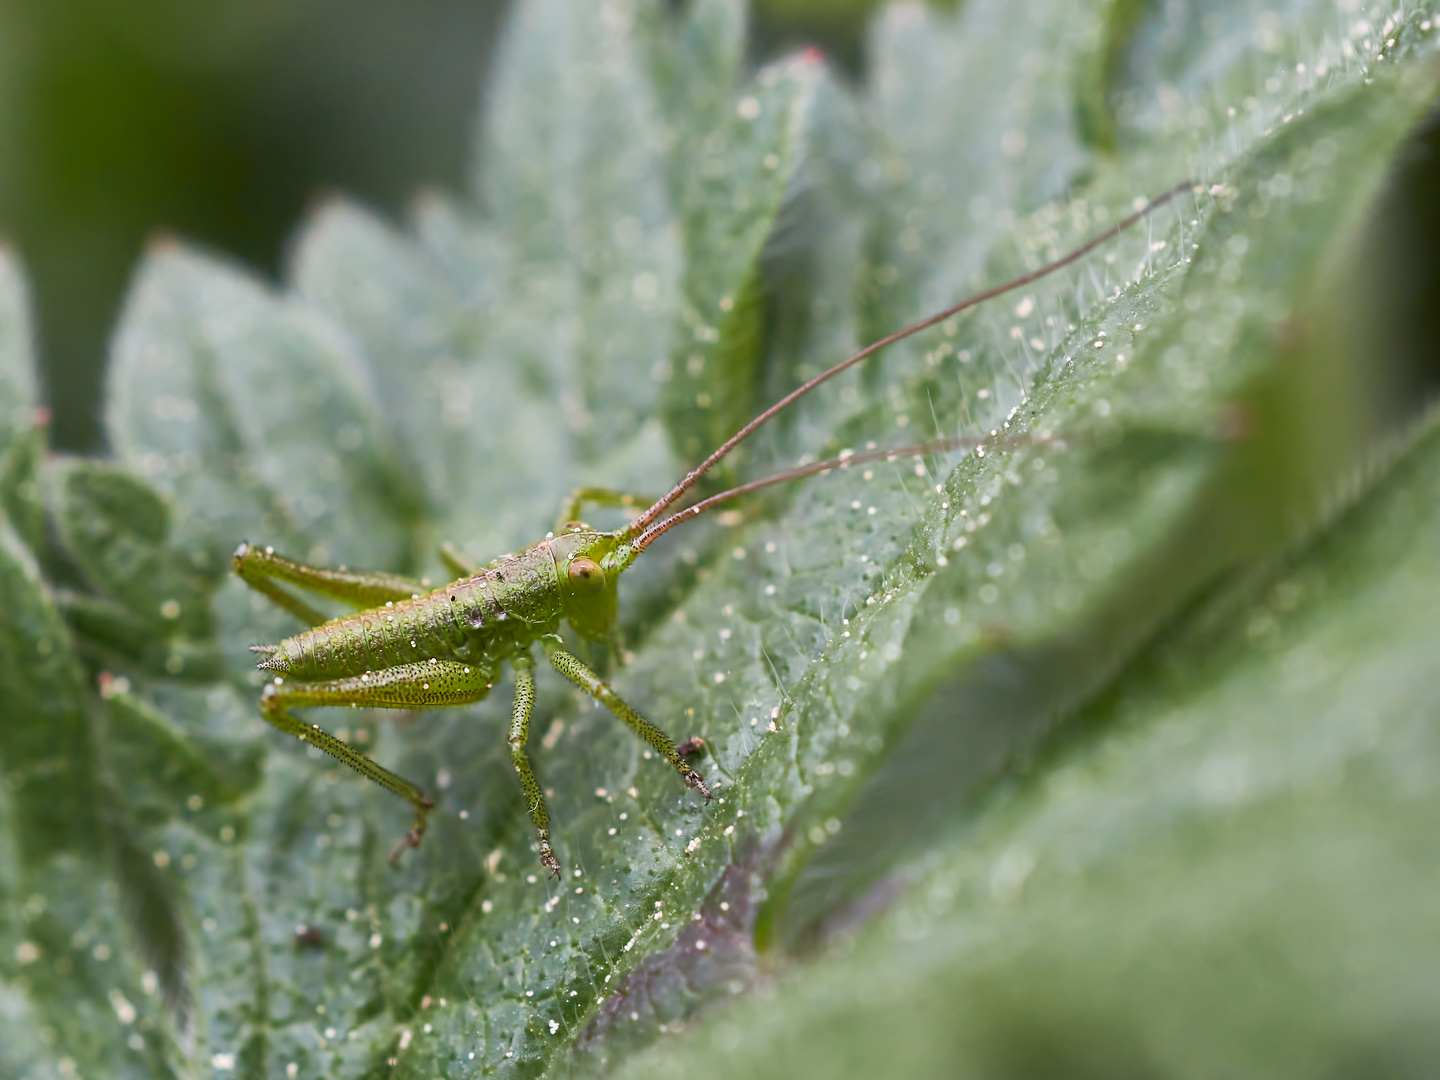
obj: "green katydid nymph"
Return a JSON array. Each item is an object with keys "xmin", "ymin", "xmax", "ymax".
[{"xmin": 234, "ymin": 181, "xmax": 1191, "ymax": 877}]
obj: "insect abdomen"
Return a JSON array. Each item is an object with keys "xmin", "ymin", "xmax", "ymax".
[
  {"xmin": 268, "ymin": 586, "xmax": 491, "ymax": 678},
  {"xmin": 264, "ymin": 543, "xmax": 564, "ymax": 680}
]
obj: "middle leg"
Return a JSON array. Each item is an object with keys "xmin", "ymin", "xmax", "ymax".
[
  {"xmin": 556, "ymin": 488, "xmax": 658, "ymax": 531},
  {"xmin": 508, "ymin": 651, "xmax": 560, "ymax": 878},
  {"xmin": 544, "ymin": 639, "xmax": 711, "ymax": 801}
]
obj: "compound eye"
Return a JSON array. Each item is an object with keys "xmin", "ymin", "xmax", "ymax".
[{"xmin": 568, "ymin": 557, "xmax": 605, "ymax": 593}]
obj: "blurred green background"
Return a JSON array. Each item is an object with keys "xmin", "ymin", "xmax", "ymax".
[
  {"xmin": 0, "ymin": 0, "xmax": 915, "ymax": 453},
  {"xmin": 0, "ymin": 0, "xmax": 1434, "ymax": 454},
  {"xmin": 0, "ymin": 0, "xmax": 510, "ymax": 453}
]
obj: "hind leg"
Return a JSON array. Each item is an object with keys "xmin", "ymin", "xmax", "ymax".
[
  {"xmin": 259, "ymin": 660, "xmax": 489, "ymax": 860},
  {"xmin": 507, "ymin": 651, "xmax": 560, "ymax": 877}
]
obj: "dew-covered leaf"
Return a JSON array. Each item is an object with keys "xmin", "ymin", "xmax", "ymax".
[
  {"xmin": 656, "ymin": 54, "xmax": 827, "ymax": 471},
  {"xmin": 474, "ymin": 0, "xmax": 681, "ymax": 462},
  {"xmin": 290, "ymin": 198, "xmax": 574, "ymax": 563},
  {"xmin": 0, "ymin": 843, "xmax": 188, "ymax": 1080},
  {"xmin": 48, "ymin": 460, "xmax": 224, "ymax": 679},
  {"xmin": 0, "ymin": 516, "xmax": 99, "ymax": 863},
  {"xmin": 739, "ymin": 52, "xmax": 1439, "ymax": 953},
  {"xmin": 0, "ymin": 515, "xmax": 194, "ymax": 1076},
  {"xmin": 611, "ymin": 397, "xmax": 1440, "ymax": 1080},
  {"xmin": 10, "ymin": 0, "xmax": 1439, "ymax": 1077}
]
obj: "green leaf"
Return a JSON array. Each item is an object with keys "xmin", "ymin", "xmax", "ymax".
[
  {"xmin": 291, "ymin": 197, "xmax": 574, "ymax": 563},
  {"xmin": 1, "ymin": 419, "xmax": 48, "ymax": 561},
  {"xmin": 611, "ymin": 403, "xmax": 1440, "ymax": 1080},
  {"xmin": 103, "ymin": 687, "xmax": 262, "ymax": 822},
  {"xmin": 7, "ymin": 0, "xmax": 1439, "ymax": 1077},
  {"xmin": 0, "ymin": 842, "xmax": 188, "ymax": 1080},
  {"xmin": 48, "ymin": 460, "xmax": 224, "ymax": 679},
  {"xmin": 656, "ymin": 54, "xmax": 827, "ymax": 471},
  {"xmin": 106, "ymin": 244, "xmax": 419, "ymax": 571},
  {"xmin": 291, "ymin": 202, "xmax": 482, "ymax": 520},
  {"xmin": 0, "ymin": 515, "xmax": 193, "ymax": 1077},
  {"xmin": 0, "ymin": 248, "xmax": 47, "ymax": 557},
  {"xmin": 0, "ymin": 245, "xmax": 36, "ymax": 452},
  {"xmin": 636, "ymin": 0, "xmax": 746, "ymax": 152},
  {"xmin": 867, "ymin": 0, "xmax": 1095, "ymax": 297},
  {"xmin": 474, "ymin": 0, "xmax": 681, "ymax": 463},
  {"xmin": 0, "ymin": 516, "xmax": 99, "ymax": 862},
  {"xmin": 1072, "ymin": 0, "xmax": 1156, "ymax": 152}
]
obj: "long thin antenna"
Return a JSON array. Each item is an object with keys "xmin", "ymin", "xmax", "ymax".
[
  {"xmin": 625, "ymin": 179, "xmax": 1194, "ymax": 540},
  {"xmin": 633, "ymin": 433, "xmax": 1054, "ymax": 551}
]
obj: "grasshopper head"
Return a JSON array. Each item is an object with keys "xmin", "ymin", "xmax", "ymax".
[{"xmin": 550, "ymin": 526, "xmax": 640, "ymax": 641}]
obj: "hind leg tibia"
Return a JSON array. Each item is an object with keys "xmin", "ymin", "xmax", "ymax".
[{"xmin": 258, "ymin": 660, "xmax": 489, "ymax": 861}]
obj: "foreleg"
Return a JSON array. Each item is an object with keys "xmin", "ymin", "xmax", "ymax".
[
  {"xmin": 234, "ymin": 542, "xmax": 428, "ymax": 626},
  {"xmin": 544, "ymin": 640, "xmax": 711, "ymax": 801},
  {"xmin": 508, "ymin": 652, "xmax": 560, "ymax": 877},
  {"xmin": 259, "ymin": 659, "xmax": 488, "ymax": 861}
]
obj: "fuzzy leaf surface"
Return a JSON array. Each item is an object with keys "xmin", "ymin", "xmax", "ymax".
[{"xmin": 2, "ymin": 1, "xmax": 1437, "ymax": 1078}]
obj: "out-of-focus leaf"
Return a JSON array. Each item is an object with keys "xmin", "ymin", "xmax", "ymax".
[
  {"xmin": 291, "ymin": 198, "xmax": 573, "ymax": 564},
  {"xmin": 1073, "ymin": 0, "xmax": 1156, "ymax": 152},
  {"xmin": 102, "ymin": 783, "xmax": 193, "ymax": 1040},
  {"xmin": 0, "ymin": 417, "xmax": 47, "ymax": 560},
  {"xmin": 0, "ymin": 846, "xmax": 186, "ymax": 1080},
  {"xmin": 868, "ymin": 0, "xmax": 1094, "ymax": 304},
  {"xmin": 0, "ymin": 516, "xmax": 99, "ymax": 862},
  {"xmin": 291, "ymin": 203, "xmax": 481, "ymax": 522},
  {"xmin": 103, "ymin": 688, "xmax": 262, "ymax": 824},
  {"xmin": 637, "ymin": 0, "xmax": 746, "ymax": 159},
  {"xmin": 475, "ymin": 0, "xmax": 681, "ymax": 463},
  {"xmin": 0, "ymin": 248, "xmax": 46, "ymax": 557},
  {"xmin": 106, "ymin": 244, "xmax": 419, "ymax": 572},
  {"xmin": 0, "ymin": 246, "xmax": 36, "ymax": 452},
  {"xmin": 656, "ymin": 54, "xmax": 826, "ymax": 472},
  {"xmin": 48, "ymin": 460, "xmax": 224, "ymax": 680},
  {"xmin": 1112, "ymin": 0, "xmax": 1374, "ymax": 149},
  {"xmin": 0, "ymin": 514, "xmax": 189, "ymax": 1078}
]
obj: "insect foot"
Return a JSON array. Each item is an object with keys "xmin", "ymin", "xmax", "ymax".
[
  {"xmin": 684, "ymin": 769, "xmax": 713, "ymax": 804},
  {"xmin": 540, "ymin": 844, "xmax": 561, "ymax": 881},
  {"xmin": 387, "ymin": 810, "xmax": 432, "ymax": 867}
]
